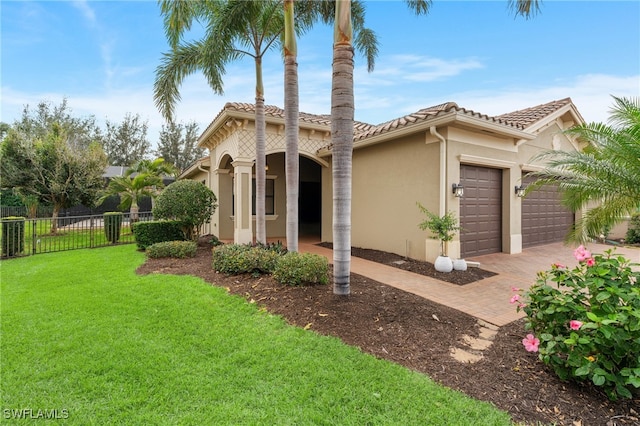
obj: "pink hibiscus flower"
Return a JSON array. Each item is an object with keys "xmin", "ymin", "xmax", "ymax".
[
  {"xmin": 569, "ymin": 320, "xmax": 583, "ymax": 330},
  {"xmin": 586, "ymin": 258, "xmax": 595, "ymax": 267},
  {"xmin": 510, "ymin": 294, "xmax": 520, "ymax": 304},
  {"xmin": 574, "ymin": 245, "xmax": 592, "ymax": 262},
  {"xmin": 522, "ymin": 334, "xmax": 540, "ymax": 352}
]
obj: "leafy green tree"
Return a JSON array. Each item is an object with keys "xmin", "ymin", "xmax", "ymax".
[
  {"xmin": 0, "ymin": 122, "xmax": 10, "ymax": 140},
  {"xmin": 0, "ymin": 125, "xmax": 107, "ymax": 233},
  {"xmin": 530, "ymin": 96, "xmax": 640, "ymax": 242},
  {"xmin": 11, "ymin": 99, "xmax": 103, "ymax": 150},
  {"xmin": 156, "ymin": 121, "xmax": 203, "ymax": 173},
  {"xmin": 102, "ymin": 113, "xmax": 151, "ymax": 166},
  {"xmin": 153, "ymin": 180, "xmax": 217, "ymax": 241}
]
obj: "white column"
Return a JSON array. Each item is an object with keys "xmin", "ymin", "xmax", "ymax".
[{"xmin": 232, "ymin": 159, "xmax": 254, "ymax": 244}]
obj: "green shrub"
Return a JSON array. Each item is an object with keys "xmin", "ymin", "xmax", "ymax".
[
  {"xmin": 514, "ymin": 246, "xmax": 640, "ymax": 400},
  {"xmin": 104, "ymin": 212, "xmax": 123, "ymax": 244},
  {"xmin": 132, "ymin": 220, "xmax": 185, "ymax": 250},
  {"xmin": 625, "ymin": 213, "xmax": 640, "ymax": 244},
  {"xmin": 1, "ymin": 216, "xmax": 25, "ymax": 257},
  {"xmin": 146, "ymin": 241, "xmax": 197, "ymax": 259},
  {"xmin": 209, "ymin": 235, "xmax": 223, "ymax": 247},
  {"xmin": 212, "ymin": 244, "xmax": 280, "ymax": 276},
  {"xmin": 153, "ymin": 180, "xmax": 217, "ymax": 240},
  {"xmin": 273, "ymin": 252, "xmax": 330, "ymax": 286}
]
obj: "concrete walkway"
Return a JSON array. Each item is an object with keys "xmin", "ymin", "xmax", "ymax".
[{"xmin": 300, "ymin": 240, "xmax": 640, "ymax": 327}]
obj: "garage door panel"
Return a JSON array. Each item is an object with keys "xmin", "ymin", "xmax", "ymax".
[
  {"xmin": 460, "ymin": 165, "xmax": 502, "ymax": 258},
  {"xmin": 522, "ymin": 174, "xmax": 574, "ymax": 248}
]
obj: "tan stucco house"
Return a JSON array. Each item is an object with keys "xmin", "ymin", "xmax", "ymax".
[{"xmin": 181, "ymin": 98, "xmax": 586, "ymax": 262}]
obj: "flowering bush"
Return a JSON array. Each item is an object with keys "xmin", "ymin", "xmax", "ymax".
[{"xmin": 513, "ymin": 246, "xmax": 640, "ymax": 400}]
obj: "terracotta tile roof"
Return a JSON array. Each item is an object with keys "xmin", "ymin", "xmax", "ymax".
[
  {"xmin": 221, "ymin": 102, "xmax": 374, "ymax": 133},
  {"xmin": 494, "ymin": 98, "xmax": 572, "ymax": 129},
  {"xmin": 202, "ymin": 98, "xmax": 574, "ymax": 151},
  {"xmin": 351, "ymin": 101, "xmax": 534, "ymax": 142}
]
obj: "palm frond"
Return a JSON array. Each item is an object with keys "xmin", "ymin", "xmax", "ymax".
[
  {"xmin": 154, "ymin": 41, "xmax": 218, "ymax": 122},
  {"xmin": 354, "ymin": 28, "xmax": 378, "ymax": 72},
  {"xmin": 508, "ymin": 0, "xmax": 541, "ymax": 19}
]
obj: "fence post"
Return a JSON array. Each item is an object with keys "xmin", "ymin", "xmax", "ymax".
[
  {"xmin": 32, "ymin": 218, "xmax": 37, "ymax": 255},
  {"xmin": 90, "ymin": 215, "xmax": 95, "ymax": 248}
]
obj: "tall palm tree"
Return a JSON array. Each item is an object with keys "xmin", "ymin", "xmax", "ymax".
[
  {"xmin": 155, "ymin": 0, "xmax": 282, "ymax": 244},
  {"xmin": 155, "ymin": 0, "xmax": 376, "ymax": 249},
  {"xmin": 329, "ymin": 0, "xmax": 540, "ymax": 296},
  {"xmin": 529, "ymin": 96, "xmax": 640, "ymax": 243},
  {"xmin": 284, "ymin": 0, "xmax": 299, "ymax": 252}
]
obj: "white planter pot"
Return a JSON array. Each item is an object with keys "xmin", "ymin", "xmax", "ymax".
[
  {"xmin": 453, "ymin": 258, "xmax": 468, "ymax": 271},
  {"xmin": 434, "ymin": 255, "xmax": 453, "ymax": 273}
]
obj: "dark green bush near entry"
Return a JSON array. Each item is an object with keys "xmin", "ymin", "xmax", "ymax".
[
  {"xmin": 132, "ymin": 220, "xmax": 185, "ymax": 250},
  {"xmin": 273, "ymin": 252, "xmax": 329, "ymax": 286},
  {"xmin": 212, "ymin": 244, "xmax": 280, "ymax": 275},
  {"xmin": 146, "ymin": 241, "xmax": 197, "ymax": 259},
  {"xmin": 625, "ymin": 213, "xmax": 640, "ymax": 244},
  {"xmin": 104, "ymin": 212, "xmax": 123, "ymax": 244},
  {"xmin": 153, "ymin": 180, "xmax": 217, "ymax": 241},
  {"xmin": 1, "ymin": 216, "xmax": 25, "ymax": 257}
]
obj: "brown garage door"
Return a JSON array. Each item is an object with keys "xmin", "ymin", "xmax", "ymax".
[
  {"xmin": 522, "ymin": 174, "xmax": 574, "ymax": 248},
  {"xmin": 460, "ymin": 165, "xmax": 502, "ymax": 258}
]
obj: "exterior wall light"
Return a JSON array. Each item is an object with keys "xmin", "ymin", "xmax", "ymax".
[
  {"xmin": 515, "ymin": 185, "xmax": 526, "ymax": 197},
  {"xmin": 452, "ymin": 183, "xmax": 464, "ymax": 198}
]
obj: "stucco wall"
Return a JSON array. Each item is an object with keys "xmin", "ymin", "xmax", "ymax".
[{"xmin": 347, "ymin": 132, "xmax": 440, "ymax": 260}]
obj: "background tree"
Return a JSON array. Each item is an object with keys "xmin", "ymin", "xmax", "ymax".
[
  {"xmin": 102, "ymin": 113, "xmax": 151, "ymax": 166},
  {"xmin": 153, "ymin": 180, "xmax": 217, "ymax": 241},
  {"xmin": 529, "ymin": 96, "xmax": 640, "ymax": 242},
  {"xmin": 156, "ymin": 121, "xmax": 204, "ymax": 173},
  {"xmin": 10, "ymin": 99, "xmax": 103, "ymax": 150},
  {"xmin": 0, "ymin": 122, "xmax": 10, "ymax": 140},
  {"xmin": 0, "ymin": 125, "xmax": 107, "ymax": 233}
]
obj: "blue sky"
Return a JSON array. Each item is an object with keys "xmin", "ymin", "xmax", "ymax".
[{"xmin": 2, "ymin": 1, "xmax": 639, "ymax": 148}]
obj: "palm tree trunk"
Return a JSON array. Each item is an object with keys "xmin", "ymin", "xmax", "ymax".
[
  {"xmin": 332, "ymin": 0, "xmax": 354, "ymax": 296},
  {"xmin": 284, "ymin": 0, "xmax": 299, "ymax": 252},
  {"xmin": 255, "ymin": 57, "xmax": 267, "ymax": 245}
]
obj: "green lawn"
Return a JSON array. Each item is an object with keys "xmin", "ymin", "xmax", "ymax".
[{"xmin": 1, "ymin": 246, "xmax": 512, "ymax": 425}]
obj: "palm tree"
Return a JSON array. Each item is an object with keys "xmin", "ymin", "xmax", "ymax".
[
  {"xmin": 155, "ymin": 0, "xmax": 376, "ymax": 249},
  {"xmin": 155, "ymin": 0, "xmax": 284, "ymax": 245},
  {"xmin": 329, "ymin": 0, "xmax": 540, "ymax": 296},
  {"xmin": 99, "ymin": 168, "xmax": 162, "ymax": 223},
  {"xmin": 529, "ymin": 96, "xmax": 640, "ymax": 243},
  {"xmin": 129, "ymin": 157, "xmax": 178, "ymax": 206},
  {"xmin": 284, "ymin": 0, "xmax": 299, "ymax": 252}
]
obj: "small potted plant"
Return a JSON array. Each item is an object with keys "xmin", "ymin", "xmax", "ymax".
[{"xmin": 417, "ymin": 203, "xmax": 461, "ymax": 273}]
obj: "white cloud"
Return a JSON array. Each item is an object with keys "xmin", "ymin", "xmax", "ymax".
[{"xmin": 72, "ymin": 0, "xmax": 96, "ymax": 26}]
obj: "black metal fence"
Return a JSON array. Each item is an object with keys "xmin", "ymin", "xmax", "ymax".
[{"xmin": 0, "ymin": 212, "xmax": 154, "ymax": 259}]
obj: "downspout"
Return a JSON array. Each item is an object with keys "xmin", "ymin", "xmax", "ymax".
[{"xmin": 429, "ymin": 126, "xmax": 447, "ymax": 217}]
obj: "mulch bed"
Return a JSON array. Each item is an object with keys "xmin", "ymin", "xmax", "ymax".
[
  {"xmin": 318, "ymin": 242, "xmax": 497, "ymax": 285},
  {"xmin": 136, "ymin": 239, "xmax": 639, "ymax": 425}
]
